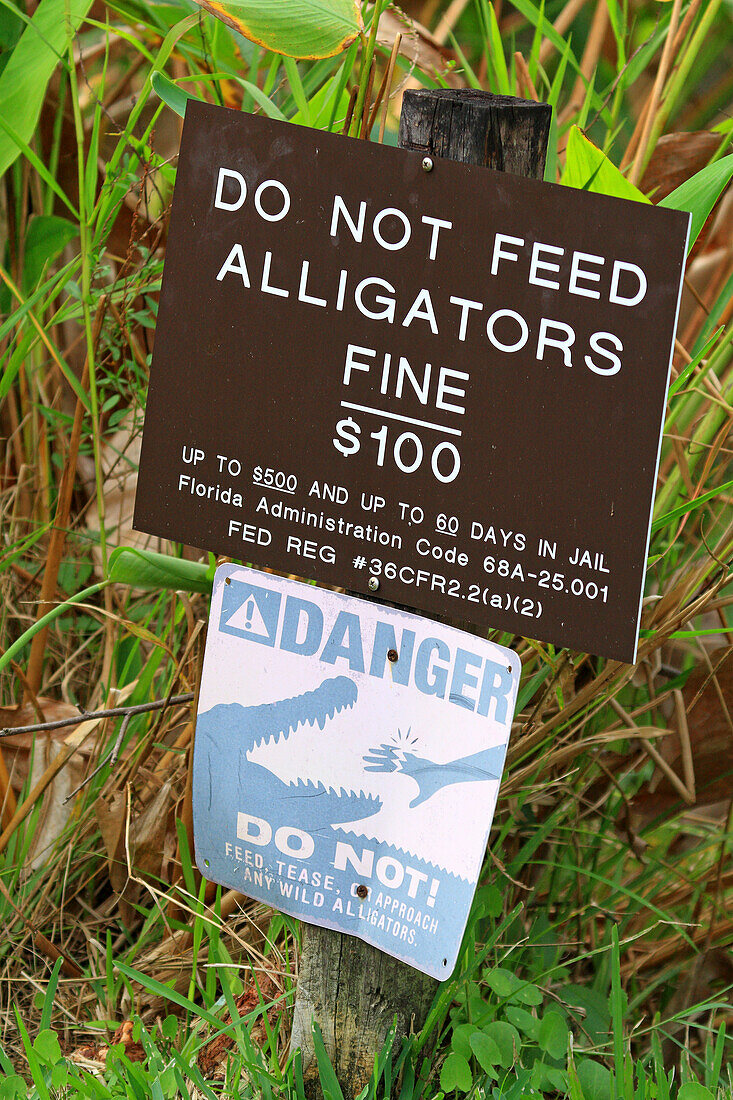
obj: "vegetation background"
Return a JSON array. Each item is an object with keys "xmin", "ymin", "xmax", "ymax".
[{"xmin": 0, "ymin": 0, "xmax": 732, "ymax": 1095}]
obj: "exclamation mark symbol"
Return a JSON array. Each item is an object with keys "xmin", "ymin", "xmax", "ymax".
[
  {"xmin": 427, "ymin": 878, "xmax": 439, "ymax": 908},
  {"xmin": 244, "ymin": 597, "xmax": 255, "ymax": 630}
]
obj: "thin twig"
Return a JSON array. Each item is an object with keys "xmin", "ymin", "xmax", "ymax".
[
  {"xmin": 378, "ymin": 32, "xmax": 402, "ymax": 145},
  {"xmin": 359, "ymin": 57, "xmax": 376, "ymax": 138},
  {"xmin": 62, "ymin": 712, "xmax": 133, "ymax": 804},
  {"xmin": 629, "ymin": 0, "xmax": 684, "ymax": 186},
  {"xmin": 0, "ymin": 693, "xmax": 194, "ymax": 738},
  {"xmin": 514, "ymin": 51, "xmax": 538, "ymax": 101},
  {"xmin": 342, "ymin": 85, "xmax": 359, "ymax": 136},
  {"xmin": 674, "ymin": 688, "xmax": 695, "ymax": 802},
  {"xmin": 367, "ymin": 54, "xmax": 392, "ymax": 136},
  {"xmin": 609, "ymin": 697, "xmax": 694, "ymax": 804}
]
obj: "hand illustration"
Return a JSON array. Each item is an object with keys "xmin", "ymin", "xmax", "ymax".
[
  {"xmin": 363, "ymin": 743, "xmax": 505, "ymax": 808},
  {"xmin": 363, "ymin": 744, "xmax": 405, "ymax": 774}
]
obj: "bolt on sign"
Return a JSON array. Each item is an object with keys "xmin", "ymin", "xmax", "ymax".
[
  {"xmin": 193, "ymin": 564, "xmax": 521, "ymax": 978},
  {"xmin": 134, "ymin": 101, "xmax": 690, "ymax": 662}
]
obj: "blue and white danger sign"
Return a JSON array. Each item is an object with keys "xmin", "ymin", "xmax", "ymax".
[{"xmin": 193, "ymin": 564, "xmax": 521, "ymax": 979}]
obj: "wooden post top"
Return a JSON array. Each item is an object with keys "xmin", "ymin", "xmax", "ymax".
[{"xmin": 399, "ymin": 89, "xmax": 552, "ymax": 179}]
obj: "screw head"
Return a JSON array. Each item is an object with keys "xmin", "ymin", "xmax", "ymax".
[
  {"xmin": 368, "ymin": 577, "xmax": 380, "ymax": 592},
  {"xmin": 387, "ymin": 649, "xmax": 399, "ymax": 663},
  {"xmin": 356, "ymin": 884, "xmax": 368, "ymax": 899},
  {"xmin": 422, "ymin": 156, "xmax": 434, "ymax": 172}
]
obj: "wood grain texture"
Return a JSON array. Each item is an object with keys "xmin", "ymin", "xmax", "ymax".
[
  {"xmin": 398, "ymin": 89, "xmax": 551, "ymax": 178},
  {"xmin": 292, "ymin": 923, "xmax": 437, "ymax": 1097}
]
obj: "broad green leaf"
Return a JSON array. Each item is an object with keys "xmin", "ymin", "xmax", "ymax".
[
  {"xmin": 32, "ymin": 1029, "xmax": 62, "ymax": 1067},
  {"xmin": 660, "ymin": 153, "xmax": 733, "ymax": 253},
  {"xmin": 0, "ymin": 1077, "xmax": 28, "ymax": 1100},
  {"xmin": 0, "ymin": 0, "xmax": 93, "ymax": 179},
  {"xmin": 451, "ymin": 1023, "xmax": 476, "ymax": 1060},
  {"xmin": 562, "ymin": 984, "xmax": 610, "ymax": 1045},
  {"xmin": 513, "ymin": 981, "xmax": 543, "ymax": 1006},
  {"xmin": 561, "ymin": 126, "xmax": 650, "ymax": 204},
  {"xmin": 21, "ymin": 215, "xmax": 78, "ymax": 294},
  {"xmin": 468, "ymin": 1031, "xmax": 501, "ymax": 1072},
  {"xmin": 576, "ymin": 1059, "xmax": 613, "ymax": 1100},
  {"xmin": 538, "ymin": 1010, "xmax": 568, "ymax": 1059},
  {"xmin": 161, "ymin": 1015, "xmax": 178, "ymax": 1040},
  {"xmin": 678, "ymin": 1086, "xmax": 715, "ymax": 1100},
  {"xmin": 505, "ymin": 1005, "xmax": 540, "ymax": 1040},
  {"xmin": 542, "ymin": 1066, "xmax": 570, "ymax": 1092},
  {"xmin": 485, "ymin": 966, "xmax": 520, "ymax": 999},
  {"xmin": 196, "ymin": 0, "xmax": 363, "ymax": 60},
  {"xmin": 107, "ymin": 546, "xmax": 212, "ymax": 594},
  {"xmin": 440, "ymin": 1052, "xmax": 472, "ymax": 1093},
  {"xmin": 473, "ymin": 883, "xmax": 503, "ymax": 919},
  {"xmin": 0, "ymin": 2, "xmax": 23, "ymax": 78},
  {"xmin": 482, "ymin": 1021, "xmax": 520, "ymax": 1069}
]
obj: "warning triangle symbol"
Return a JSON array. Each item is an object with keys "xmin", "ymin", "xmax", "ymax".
[{"xmin": 224, "ymin": 592, "xmax": 271, "ymax": 639}]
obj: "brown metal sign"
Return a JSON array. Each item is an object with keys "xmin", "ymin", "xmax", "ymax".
[{"xmin": 134, "ymin": 101, "xmax": 689, "ymax": 663}]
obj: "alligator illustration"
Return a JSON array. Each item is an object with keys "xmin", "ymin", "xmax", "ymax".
[
  {"xmin": 193, "ymin": 673, "xmax": 487, "ymax": 977},
  {"xmin": 363, "ymin": 739, "xmax": 506, "ymax": 808},
  {"xmin": 194, "ymin": 675, "xmax": 382, "ymax": 833}
]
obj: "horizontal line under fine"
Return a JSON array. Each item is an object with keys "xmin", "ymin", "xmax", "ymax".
[{"xmin": 339, "ymin": 401, "xmax": 462, "ymax": 437}]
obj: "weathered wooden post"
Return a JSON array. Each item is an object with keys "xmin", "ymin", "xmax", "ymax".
[{"xmin": 290, "ymin": 89, "xmax": 551, "ymax": 1098}]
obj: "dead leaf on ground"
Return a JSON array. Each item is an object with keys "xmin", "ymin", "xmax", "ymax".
[
  {"xmin": 0, "ymin": 698, "xmax": 82, "ymax": 794},
  {"xmin": 2, "ymin": 684, "xmax": 143, "ymax": 872},
  {"xmin": 96, "ymin": 791, "xmax": 128, "ymax": 895},
  {"xmin": 70, "ymin": 1020, "xmax": 145, "ymax": 1067},
  {"xmin": 0, "ymin": 698, "xmax": 97, "ymax": 873},
  {"xmin": 132, "ymin": 779, "xmax": 173, "ymax": 879},
  {"xmin": 198, "ymin": 970, "xmax": 280, "ymax": 1078},
  {"xmin": 96, "ymin": 780, "xmax": 174, "ymax": 927}
]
